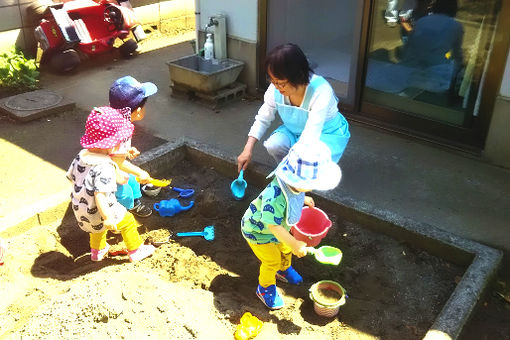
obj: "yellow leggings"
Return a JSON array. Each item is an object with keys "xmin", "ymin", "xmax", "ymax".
[
  {"xmin": 248, "ymin": 241, "xmax": 292, "ymax": 287},
  {"xmin": 89, "ymin": 212, "xmax": 143, "ymax": 251}
]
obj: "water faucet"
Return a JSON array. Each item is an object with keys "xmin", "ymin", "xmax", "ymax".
[{"xmin": 205, "ymin": 17, "xmax": 218, "ymax": 30}]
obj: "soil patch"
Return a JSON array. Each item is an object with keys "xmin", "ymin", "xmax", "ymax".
[{"xmin": 1, "ymin": 159, "xmax": 466, "ymax": 339}]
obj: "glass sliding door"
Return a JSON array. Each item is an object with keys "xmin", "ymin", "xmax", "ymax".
[
  {"xmin": 361, "ymin": 0, "xmax": 502, "ymax": 144},
  {"xmin": 266, "ymin": 0, "xmax": 364, "ymax": 108}
]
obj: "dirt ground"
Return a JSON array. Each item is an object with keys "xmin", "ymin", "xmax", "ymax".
[{"xmin": 1, "ymin": 158, "xmax": 468, "ymax": 339}]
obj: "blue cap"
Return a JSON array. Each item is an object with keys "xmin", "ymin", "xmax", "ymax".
[{"xmin": 109, "ymin": 76, "xmax": 158, "ymax": 110}]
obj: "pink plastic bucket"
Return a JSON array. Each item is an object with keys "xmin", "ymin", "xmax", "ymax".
[{"xmin": 292, "ymin": 207, "xmax": 332, "ymax": 247}]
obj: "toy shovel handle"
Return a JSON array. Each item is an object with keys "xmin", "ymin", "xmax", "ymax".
[
  {"xmin": 173, "ymin": 187, "xmax": 194, "ymax": 198},
  {"xmin": 153, "ymin": 203, "xmax": 160, "ymax": 211},
  {"xmin": 238, "ymin": 169, "xmax": 244, "ymax": 181},
  {"xmin": 305, "ymin": 247, "xmax": 316, "ymax": 255},
  {"xmin": 176, "ymin": 231, "xmax": 204, "ymax": 237},
  {"xmin": 149, "ymin": 178, "xmax": 171, "ymax": 187}
]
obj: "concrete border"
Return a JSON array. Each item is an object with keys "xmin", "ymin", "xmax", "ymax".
[{"xmin": 135, "ymin": 138, "xmax": 503, "ymax": 340}]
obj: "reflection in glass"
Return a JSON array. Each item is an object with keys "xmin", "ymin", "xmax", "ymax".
[{"xmin": 364, "ymin": 0, "xmax": 500, "ymax": 126}]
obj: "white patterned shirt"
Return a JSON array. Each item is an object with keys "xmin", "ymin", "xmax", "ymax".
[{"xmin": 66, "ymin": 150, "xmax": 126, "ymax": 233}]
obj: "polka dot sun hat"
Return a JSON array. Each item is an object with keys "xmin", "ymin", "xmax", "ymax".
[{"xmin": 80, "ymin": 107, "xmax": 134, "ymax": 149}]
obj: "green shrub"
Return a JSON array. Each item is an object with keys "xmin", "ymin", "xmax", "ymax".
[{"xmin": 0, "ymin": 48, "xmax": 39, "ymax": 90}]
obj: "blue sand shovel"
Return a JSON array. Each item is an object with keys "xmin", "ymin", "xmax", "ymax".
[
  {"xmin": 176, "ymin": 225, "xmax": 215, "ymax": 241},
  {"xmin": 231, "ymin": 169, "xmax": 247, "ymax": 200},
  {"xmin": 171, "ymin": 186, "xmax": 195, "ymax": 198}
]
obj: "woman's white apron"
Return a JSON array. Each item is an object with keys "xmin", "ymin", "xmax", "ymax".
[{"xmin": 273, "ymin": 75, "xmax": 350, "ymax": 162}]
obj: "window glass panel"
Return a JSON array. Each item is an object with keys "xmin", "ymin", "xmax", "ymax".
[{"xmin": 364, "ymin": 0, "xmax": 501, "ymax": 126}]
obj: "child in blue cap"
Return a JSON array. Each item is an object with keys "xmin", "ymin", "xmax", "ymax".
[
  {"xmin": 241, "ymin": 140, "xmax": 342, "ymax": 309},
  {"xmin": 108, "ymin": 75, "xmax": 158, "ymax": 217}
]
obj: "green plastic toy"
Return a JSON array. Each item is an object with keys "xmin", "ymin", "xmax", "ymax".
[{"xmin": 306, "ymin": 246, "xmax": 343, "ymax": 265}]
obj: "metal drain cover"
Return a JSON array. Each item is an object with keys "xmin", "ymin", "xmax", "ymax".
[
  {"xmin": 0, "ymin": 89, "xmax": 75, "ymax": 122},
  {"xmin": 5, "ymin": 90, "xmax": 63, "ymax": 111}
]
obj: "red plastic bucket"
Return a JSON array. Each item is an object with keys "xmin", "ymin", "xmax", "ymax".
[{"xmin": 292, "ymin": 207, "xmax": 332, "ymax": 247}]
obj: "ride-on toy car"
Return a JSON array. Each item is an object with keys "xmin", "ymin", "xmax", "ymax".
[{"xmin": 34, "ymin": 0, "xmax": 146, "ymax": 72}]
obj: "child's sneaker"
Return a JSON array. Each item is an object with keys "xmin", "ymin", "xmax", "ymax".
[
  {"xmin": 129, "ymin": 244, "xmax": 155, "ymax": 262},
  {"xmin": 276, "ymin": 266, "xmax": 303, "ymax": 285},
  {"xmin": 129, "ymin": 201, "xmax": 152, "ymax": 218},
  {"xmin": 256, "ymin": 284, "xmax": 284, "ymax": 309},
  {"xmin": 91, "ymin": 243, "xmax": 110, "ymax": 262}
]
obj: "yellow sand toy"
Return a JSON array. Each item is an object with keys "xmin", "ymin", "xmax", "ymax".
[
  {"xmin": 136, "ymin": 177, "xmax": 172, "ymax": 187},
  {"xmin": 234, "ymin": 312, "xmax": 263, "ymax": 340}
]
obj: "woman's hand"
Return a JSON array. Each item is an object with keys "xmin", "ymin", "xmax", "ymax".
[
  {"xmin": 291, "ymin": 240, "xmax": 308, "ymax": 258},
  {"xmin": 237, "ymin": 137, "xmax": 258, "ymax": 172},
  {"xmin": 304, "ymin": 196, "xmax": 315, "ymax": 208},
  {"xmin": 237, "ymin": 149, "xmax": 252, "ymax": 172}
]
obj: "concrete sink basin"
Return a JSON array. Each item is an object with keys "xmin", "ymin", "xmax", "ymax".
[{"xmin": 167, "ymin": 55, "xmax": 244, "ymax": 93}]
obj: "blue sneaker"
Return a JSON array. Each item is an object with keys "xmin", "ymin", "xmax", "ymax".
[
  {"xmin": 276, "ymin": 266, "xmax": 303, "ymax": 285},
  {"xmin": 256, "ymin": 284, "xmax": 284, "ymax": 309}
]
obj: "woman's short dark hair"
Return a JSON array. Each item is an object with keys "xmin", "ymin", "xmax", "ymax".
[
  {"xmin": 431, "ymin": 0, "xmax": 457, "ymax": 17},
  {"xmin": 265, "ymin": 43, "xmax": 313, "ymax": 87}
]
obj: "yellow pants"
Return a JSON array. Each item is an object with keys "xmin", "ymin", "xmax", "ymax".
[
  {"xmin": 248, "ymin": 241, "xmax": 292, "ymax": 287},
  {"xmin": 89, "ymin": 212, "xmax": 143, "ymax": 251}
]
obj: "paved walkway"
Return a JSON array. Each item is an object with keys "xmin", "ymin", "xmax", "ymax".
[{"xmin": 1, "ymin": 40, "xmax": 509, "ymax": 273}]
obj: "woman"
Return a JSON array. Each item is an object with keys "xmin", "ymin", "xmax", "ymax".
[{"xmin": 237, "ymin": 43, "xmax": 350, "ymax": 172}]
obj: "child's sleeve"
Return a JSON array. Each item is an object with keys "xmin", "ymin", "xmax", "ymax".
[
  {"xmin": 248, "ymin": 85, "xmax": 277, "ymax": 140},
  {"xmin": 66, "ymin": 162, "xmax": 74, "ymax": 182}
]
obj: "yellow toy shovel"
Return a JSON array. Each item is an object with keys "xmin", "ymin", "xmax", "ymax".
[
  {"xmin": 306, "ymin": 246, "xmax": 343, "ymax": 265},
  {"xmin": 136, "ymin": 177, "xmax": 172, "ymax": 187}
]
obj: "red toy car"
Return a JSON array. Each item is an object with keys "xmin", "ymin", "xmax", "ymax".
[{"xmin": 34, "ymin": 0, "xmax": 145, "ymax": 72}]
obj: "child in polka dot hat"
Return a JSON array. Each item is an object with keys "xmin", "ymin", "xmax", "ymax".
[
  {"xmin": 240, "ymin": 140, "xmax": 341, "ymax": 309},
  {"xmin": 66, "ymin": 108, "xmax": 155, "ymax": 262}
]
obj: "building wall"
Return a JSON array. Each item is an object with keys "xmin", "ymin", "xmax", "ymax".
[
  {"xmin": 198, "ymin": 0, "xmax": 257, "ymax": 42},
  {"xmin": 131, "ymin": 0, "xmax": 194, "ymax": 34},
  {"xmin": 500, "ymin": 49, "xmax": 510, "ymax": 97},
  {"xmin": 0, "ymin": 0, "xmax": 45, "ymax": 57},
  {"xmin": 483, "ymin": 45, "xmax": 510, "ymax": 169},
  {"xmin": 197, "ymin": 0, "xmax": 258, "ymax": 94}
]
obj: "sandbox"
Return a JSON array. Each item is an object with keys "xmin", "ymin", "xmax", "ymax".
[
  {"xmin": 135, "ymin": 139, "xmax": 502, "ymax": 339},
  {"xmin": 0, "ymin": 139, "xmax": 502, "ymax": 339}
]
